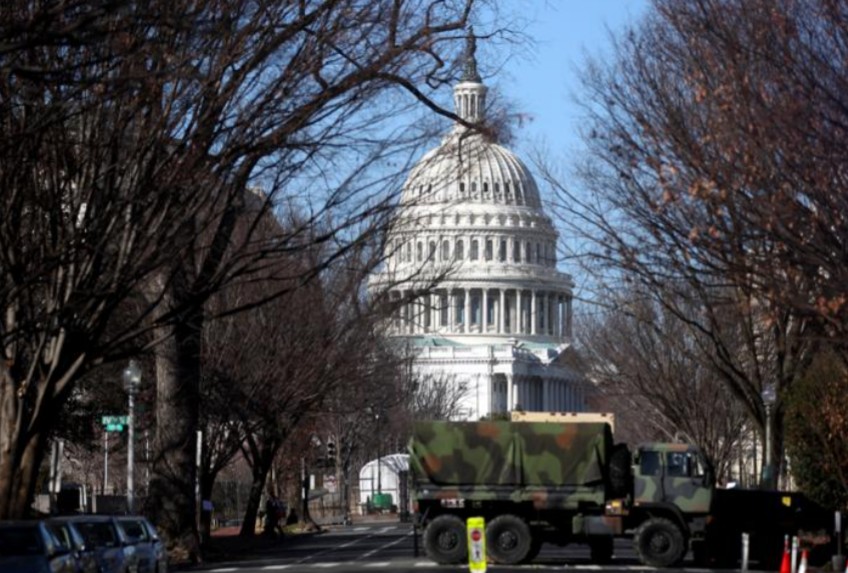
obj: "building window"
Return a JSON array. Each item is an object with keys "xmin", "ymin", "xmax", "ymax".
[
  {"xmin": 525, "ymin": 242, "xmax": 532, "ymax": 263},
  {"xmin": 428, "ymin": 241, "xmax": 436, "ymax": 261},
  {"xmin": 441, "ymin": 240, "xmax": 450, "ymax": 261},
  {"xmin": 416, "ymin": 242, "xmax": 423, "ymax": 262},
  {"xmin": 485, "ymin": 239, "xmax": 493, "ymax": 261},
  {"xmin": 536, "ymin": 243, "xmax": 541, "ymax": 264},
  {"xmin": 470, "ymin": 240, "xmax": 479, "ymax": 261},
  {"xmin": 456, "ymin": 294, "xmax": 465, "ymax": 324},
  {"xmin": 499, "ymin": 239, "xmax": 507, "ymax": 262},
  {"xmin": 514, "ymin": 241, "xmax": 521, "ymax": 263},
  {"xmin": 456, "ymin": 240, "xmax": 464, "ymax": 261},
  {"xmin": 487, "ymin": 297, "xmax": 495, "ymax": 325},
  {"xmin": 405, "ymin": 242, "xmax": 412, "ymax": 262},
  {"xmin": 440, "ymin": 294, "xmax": 448, "ymax": 327},
  {"xmin": 471, "ymin": 294, "xmax": 480, "ymax": 325},
  {"xmin": 460, "ymin": 182, "xmax": 465, "ymax": 195}
]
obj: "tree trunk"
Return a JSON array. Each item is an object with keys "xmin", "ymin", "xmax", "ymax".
[
  {"xmin": 239, "ymin": 447, "xmax": 275, "ymax": 537},
  {"xmin": 200, "ymin": 473, "xmax": 215, "ymax": 546},
  {"xmin": 0, "ymin": 425, "xmax": 47, "ymax": 518},
  {"xmin": 149, "ymin": 305, "xmax": 203, "ymax": 561},
  {"xmin": 0, "ymin": 364, "xmax": 57, "ymax": 518}
]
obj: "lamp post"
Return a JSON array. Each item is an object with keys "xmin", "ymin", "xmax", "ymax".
[
  {"xmin": 761, "ymin": 383, "xmax": 777, "ymax": 490},
  {"xmin": 123, "ymin": 360, "xmax": 142, "ymax": 513},
  {"xmin": 375, "ymin": 412, "xmax": 382, "ymax": 494}
]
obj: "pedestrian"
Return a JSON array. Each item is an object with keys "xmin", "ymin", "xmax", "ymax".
[
  {"xmin": 264, "ymin": 493, "xmax": 282, "ymax": 537},
  {"xmin": 273, "ymin": 496, "xmax": 287, "ymax": 537}
]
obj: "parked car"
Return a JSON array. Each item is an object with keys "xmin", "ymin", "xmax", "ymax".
[
  {"xmin": 64, "ymin": 515, "xmax": 139, "ymax": 573},
  {"xmin": 0, "ymin": 520, "xmax": 76, "ymax": 573},
  {"xmin": 116, "ymin": 517, "xmax": 167, "ymax": 573},
  {"xmin": 47, "ymin": 518, "xmax": 99, "ymax": 573}
]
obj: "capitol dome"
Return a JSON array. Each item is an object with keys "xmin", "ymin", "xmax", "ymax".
[
  {"xmin": 369, "ymin": 33, "xmax": 585, "ymax": 419},
  {"xmin": 401, "ymin": 129, "xmax": 543, "ymax": 209}
]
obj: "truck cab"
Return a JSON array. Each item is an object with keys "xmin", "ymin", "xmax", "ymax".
[{"xmin": 632, "ymin": 443, "xmax": 714, "ymax": 514}]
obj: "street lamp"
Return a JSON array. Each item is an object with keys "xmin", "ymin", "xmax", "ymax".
[
  {"xmin": 375, "ymin": 412, "xmax": 382, "ymax": 495},
  {"xmin": 123, "ymin": 359, "xmax": 142, "ymax": 513},
  {"xmin": 761, "ymin": 383, "xmax": 777, "ymax": 490}
]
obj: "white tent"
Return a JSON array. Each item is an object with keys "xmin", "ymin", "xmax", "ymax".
[{"xmin": 358, "ymin": 453, "xmax": 408, "ymax": 510}]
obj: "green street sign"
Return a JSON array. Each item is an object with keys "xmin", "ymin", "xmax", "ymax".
[{"xmin": 101, "ymin": 415, "xmax": 128, "ymax": 432}]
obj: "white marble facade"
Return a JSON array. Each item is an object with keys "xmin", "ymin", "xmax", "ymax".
[{"xmin": 369, "ymin": 36, "xmax": 587, "ymax": 420}]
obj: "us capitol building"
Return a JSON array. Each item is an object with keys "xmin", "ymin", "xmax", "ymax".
[{"xmin": 369, "ymin": 37, "xmax": 588, "ymax": 420}]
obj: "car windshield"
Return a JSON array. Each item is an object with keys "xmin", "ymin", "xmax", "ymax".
[
  {"xmin": 49, "ymin": 524, "xmax": 74, "ymax": 549},
  {"xmin": 119, "ymin": 520, "xmax": 149, "ymax": 541},
  {"xmin": 0, "ymin": 526, "xmax": 43, "ymax": 556},
  {"xmin": 75, "ymin": 522, "xmax": 118, "ymax": 548}
]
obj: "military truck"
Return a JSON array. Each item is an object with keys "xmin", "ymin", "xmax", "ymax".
[{"xmin": 409, "ymin": 420, "xmax": 834, "ymax": 567}]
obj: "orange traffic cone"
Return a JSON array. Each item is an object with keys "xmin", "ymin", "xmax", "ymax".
[
  {"xmin": 779, "ymin": 538, "xmax": 791, "ymax": 573},
  {"xmin": 797, "ymin": 549, "xmax": 808, "ymax": 573}
]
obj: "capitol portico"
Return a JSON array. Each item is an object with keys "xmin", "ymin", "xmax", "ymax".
[{"xmin": 368, "ymin": 34, "xmax": 588, "ymax": 420}]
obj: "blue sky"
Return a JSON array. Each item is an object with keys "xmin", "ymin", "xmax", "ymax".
[{"xmin": 494, "ymin": 1, "xmax": 648, "ymax": 158}]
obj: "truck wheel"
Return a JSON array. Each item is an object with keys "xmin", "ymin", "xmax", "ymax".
[
  {"xmin": 486, "ymin": 514, "xmax": 532, "ymax": 565},
  {"xmin": 589, "ymin": 536, "xmax": 614, "ymax": 564},
  {"xmin": 423, "ymin": 515, "xmax": 467, "ymax": 564},
  {"xmin": 634, "ymin": 517, "xmax": 686, "ymax": 567}
]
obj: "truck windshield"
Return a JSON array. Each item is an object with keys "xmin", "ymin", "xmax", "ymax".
[
  {"xmin": 666, "ymin": 452, "xmax": 705, "ymax": 478},
  {"xmin": 640, "ymin": 451, "xmax": 661, "ymax": 476}
]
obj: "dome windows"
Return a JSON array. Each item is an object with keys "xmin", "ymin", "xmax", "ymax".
[
  {"xmin": 470, "ymin": 240, "xmax": 479, "ymax": 261},
  {"xmin": 456, "ymin": 240, "xmax": 465, "ymax": 261}
]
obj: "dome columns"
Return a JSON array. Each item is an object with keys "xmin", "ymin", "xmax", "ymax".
[{"xmin": 388, "ymin": 286, "xmax": 573, "ymax": 340}]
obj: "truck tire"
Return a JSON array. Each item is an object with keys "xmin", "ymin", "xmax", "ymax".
[
  {"xmin": 634, "ymin": 517, "xmax": 686, "ymax": 567},
  {"xmin": 423, "ymin": 515, "xmax": 467, "ymax": 564},
  {"xmin": 608, "ymin": 443, "xmax": 632, "ymax": 498},
  {"xmin": 486, "ymin": 514, "xmax": 532, "ymax": 565},
  {"xmin": 589, "ymin": 536, "xmax": 614, "ymax": 564}
]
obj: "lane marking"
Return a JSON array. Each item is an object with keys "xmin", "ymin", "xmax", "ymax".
[
  {"xmin": 360, "ymin": 534, "xmax": 408, "ymax": 559},
  {"xmin": 261, "ymin": 566, "xmax": 292, "ymax": 570},
  {"xmin": 363, "ymin": 563, "xmax": 391, "ymax": 568}
]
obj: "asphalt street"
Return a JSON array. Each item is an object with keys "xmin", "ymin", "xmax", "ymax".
[{"xmin": 194, "ymin": 522, "xmax": 768, "ymax": 573}]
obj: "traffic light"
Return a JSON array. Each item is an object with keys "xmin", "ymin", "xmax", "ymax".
[{"xmin": 326, "ymin": 441, "xmax": 336, "ymax": 468}]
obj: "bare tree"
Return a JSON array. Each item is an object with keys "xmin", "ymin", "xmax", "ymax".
[
  {"xmin": 578, "ymin": 288, "xmax": 748, "ymax": 479},
  {"xmin": 537, "ymin": 0, "xmax": 829, "ymax": 487},
  {"xmin": 0, "ymin": 0, "xmax": 494, "ymax": 552}
]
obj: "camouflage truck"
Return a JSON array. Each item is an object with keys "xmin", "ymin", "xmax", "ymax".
[{"xmin": 409, "ymin": 420, "xmax": 834, "ymax": 567}]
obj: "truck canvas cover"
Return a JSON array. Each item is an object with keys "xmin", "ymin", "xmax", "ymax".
[{"xmin": 409, "ymin": 421, "xmax": 612, "ymax": 509}]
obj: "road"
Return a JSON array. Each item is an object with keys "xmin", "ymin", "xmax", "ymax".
[{"xmin": 196, "ymin": 522, "xmax": 765, "ymax": 573}]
